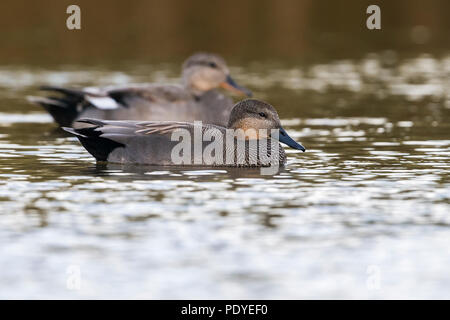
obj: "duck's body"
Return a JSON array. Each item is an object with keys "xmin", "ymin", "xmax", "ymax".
[
  {"xmin": 64, "ymin": 119, "xmax": 287, "ymax": 166},
  {"xmin": 64, "ymin": 99, "xmax": 305, "ymax": 167},
  {"xmin": 27, "ymin": 53, "xmax": 251, "ymax": 128}
]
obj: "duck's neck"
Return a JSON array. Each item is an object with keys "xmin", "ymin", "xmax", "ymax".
[{"xmin": 182, "ymin": 71, "xmax": 209, "ymax": 98}]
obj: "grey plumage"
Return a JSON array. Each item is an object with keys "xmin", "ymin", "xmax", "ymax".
[
  {"xmin": 63, "ymin": 99, "xmax": 305, "ymax": 167},
  {"xmin": 27, "ymin": 53, "xmax": 251, "ymax": 128}
]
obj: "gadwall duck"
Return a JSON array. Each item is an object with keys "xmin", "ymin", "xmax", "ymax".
[
  {"xmin": 63, "ymin": 99, "xmax": 305, "ymax": 167},
  {"xmin": 27, "ymin": 53, "xmax": 252, "ymax": 128}
]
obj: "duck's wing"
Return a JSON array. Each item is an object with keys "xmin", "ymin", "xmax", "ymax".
[
  {"xmin": 41, "ymin": 84, "xmax": 185, "ymax": 111},
  {"xmin": 63, "ymin": 119, "xmax": 221, "ymax": 164},
  {"xmin": 29, "ymin": 84, "xmax": 194, "ymax": 126},
  {"xmin": 133, "ymin": 121, "xmax": 195, "ymax": 135},
  {"xmin": 72, "ymin": 119, "xmax": 196, "ymax": 137},
  {"xmin": 105, "ymin": 84, "xmax": 191, "ymax": 108}
]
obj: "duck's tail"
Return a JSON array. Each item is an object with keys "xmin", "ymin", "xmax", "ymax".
[
  {"xmin": 63, "ymin": 119, "xmax": 125, "ymax": 162},
  {"xmin": 27, "ymin": 86, "xmax": 86, "ymax": 127}
]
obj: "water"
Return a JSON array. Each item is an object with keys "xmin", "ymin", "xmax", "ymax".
[{"xmin": 0, "ymin": 53, "xmax": 449, "ymax": 299}]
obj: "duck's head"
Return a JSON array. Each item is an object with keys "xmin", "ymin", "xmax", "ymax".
[
  {"xmin": 227, "ymin": 99, "xmax": 305, "ymax": 151},
  {"xmin": 182, "ymin": 53, "xmax": 252, "ymax": 97}
]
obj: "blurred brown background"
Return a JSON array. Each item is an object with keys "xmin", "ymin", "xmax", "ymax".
[{"xmin": 0, "ymin": 0, "xmax": 448, "ymax": 65}]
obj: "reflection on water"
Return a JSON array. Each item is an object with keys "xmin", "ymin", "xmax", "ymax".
[{"xmin": 0, "ymin": 54, "xmax": 449, "ymax": 299}]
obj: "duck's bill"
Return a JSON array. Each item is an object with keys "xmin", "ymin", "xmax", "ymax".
[
  {"xmin": 221, "ymin": 75, "xmax": 253, "ymax": 97},
  {"xmin": 278, "ymin": 127, "xmax": 306, "ymax": 152}
]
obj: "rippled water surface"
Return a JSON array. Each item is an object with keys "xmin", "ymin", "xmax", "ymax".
[{"xmin": 0, "ymin": 54, "xmax": 449, "ymax": 299}]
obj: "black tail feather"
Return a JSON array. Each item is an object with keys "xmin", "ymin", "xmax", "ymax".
[
  {"xmin": 63, "ymin": 124, "xmax": 124, "ymax": 162},
  {"xmin": 28, "ymin": 86, "xmax": 86, "ymax": 127}
]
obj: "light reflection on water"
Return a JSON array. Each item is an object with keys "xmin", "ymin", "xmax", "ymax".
[{"xmin": 0, "ymin": 54, "xmax": 449, "ymax": 299}]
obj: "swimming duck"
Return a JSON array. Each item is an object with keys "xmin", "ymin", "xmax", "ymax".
[
  {"xmin": 27, "ymin": 53, "xmax": 252, "ymax": 128},
  {"xmin": 63, "ymin": 99, "xmax": 305, "ymax": 167}
]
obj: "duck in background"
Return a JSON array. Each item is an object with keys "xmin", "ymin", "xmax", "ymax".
[
  {"xmin": 27, "ymin": 53, "xmax": 252, "ymax": 128},
  {"xmin": 63, "ymin": 99, "xmax": 305, "ymax": 167}
]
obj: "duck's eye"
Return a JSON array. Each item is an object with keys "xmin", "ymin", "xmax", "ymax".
[
  {"xmin": 208, "ymin": 62, "xmax": 218, "ymax": 68},
  {"xmin": 259, "ymin": 112, "xmax": 267, "ymax": 118}
]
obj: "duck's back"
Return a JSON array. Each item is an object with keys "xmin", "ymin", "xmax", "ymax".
[{"xmin": 78, "ymin": 85, "xmax": 233, "ymax": 127}]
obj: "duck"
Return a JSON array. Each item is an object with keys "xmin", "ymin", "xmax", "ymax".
[
  {"xmin": 27, "ymin": 53, "xmax": 252, "ymax": 128},
  {"xmin": 63, "ymin": 99, "xmax": 305, "ymax": 167}
]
